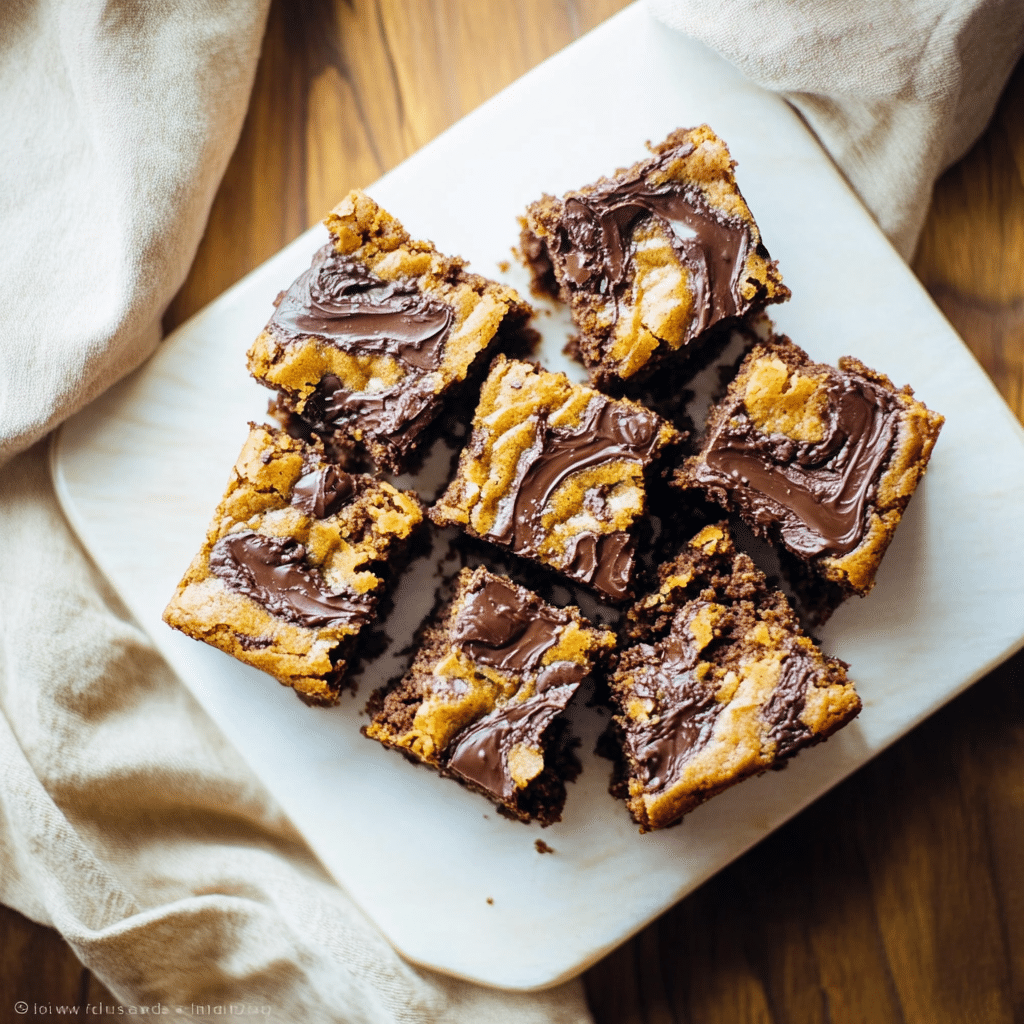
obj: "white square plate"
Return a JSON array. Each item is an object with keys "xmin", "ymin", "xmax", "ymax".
[{"xmin": 52, "ymin": 3, "xmax": 1024, "ymax": 990}]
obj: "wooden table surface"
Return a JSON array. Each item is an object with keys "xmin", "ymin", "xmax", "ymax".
[{"xmin": 3, "ymin": 2, "xmax": 1023, "ymax": 1020}]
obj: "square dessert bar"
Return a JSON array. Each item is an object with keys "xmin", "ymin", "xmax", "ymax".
[
  {"xmin": 679, "ymin": 336, "xmax": 944, "ymax": 603},
  {"xmin": 606, "ymin": 523, "xmax": 861, "ymax": 832},
  {"xmin": 364, "ymin": 566, "xmax": 615, "ymax": 824},
  {"xmin": 429, "ymin": 356, "xmax": 683, "ymax": 602},
  {"xmin": 163, "ymin": 424, "xmax": 423, "ymax": 705},
  {"xmin": 247, "ymin": 190, "xmax": 532, "ymax": 473},
  {"xmin": 519, "ymin": 125, "xmax": 788, "ymax": 390}
]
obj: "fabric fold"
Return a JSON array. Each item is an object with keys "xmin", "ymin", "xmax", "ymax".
[
  {"xmin": 0, "ymin": 0, "xmax": 272, "ymax": 465},
  {"xmin": 0, "ymin": 443, "xmax": 590, "ymax": 1023},
  {"xmin": 650, "ymin": 0, "xmax": 1024, "ymax": 257}
]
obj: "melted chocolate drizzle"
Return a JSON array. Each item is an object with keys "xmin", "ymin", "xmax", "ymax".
[
  {"xmin": 290, "ymin": 459, "xmax": 355, "ymax": 519},
  {"xmin": 270, "ymin": 246, "xmax": 453, "ymax": 368},
  {"xmin": 306, "ymin": 373, "xmax": 441, "ymax": 460},
  {"xmin": 697, "ymin": 374, "xmax": 900, "ymax": 557},
  {"xmin": 209, "ymin": 531, "xmax": 375, "ymax": 629},
  {"xmin": 620, "ymin": 603, "xmax": 724, "ymax": 793},
  {"xmin": 451, "ymin": 576, "xmax": 569, "ymax": 672},
  {"xmin": 268, "ymin": 245, "xmax": 455, "ymax": 455},
  {"xmin": 760, "ymin": 653, "xmax": 815, "ymax": 756},
  {"xmin": 622, "ymin": 605, "xmax": 818, "ymax": 793},
  {"xmin": 550, "ymin": 141, "xmax": 753, "ymax": 348},
  {"xmin": 443, "ymin": 573, "xmax": 588, "ymax": 801},
  {"xmin": 485, "ymin": 396, "xmax": 663, "ymax": 600},
  {"xmin": 564, "ymin": 531, "xmax": 635, "ymax": 602},
  {"xmin": 444, "ymin": 681, "xmax": 581, "ymax": 801}
]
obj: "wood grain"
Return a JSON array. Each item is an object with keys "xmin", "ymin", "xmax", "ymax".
[
  {"xmin": 6, "ymin": 2, "xmax": 1023, "ymax": 1020},
  {"xmin": 0, "ymin": 904, "xmax": 123, "ymax": 1020},
  {"xmin": 913, "ymin": 59, "xmax": 1024, "ymax": 422}
]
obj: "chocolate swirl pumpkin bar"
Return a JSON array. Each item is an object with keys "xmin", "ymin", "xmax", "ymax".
[
  {"xmin": 248, "ymin": 190, "xmax": 532, "ymax": 473},
  {"xmin": 678, "ymin": 336, "xmax": 944, "ymax": 605},
  {"xmin": 163, "ymin": 424, "xmax": 423, "ymax": 704},
  {"xmin": 429, "ymin": 356, "xmax": 683, "ymax": 602},
  {"xmin": 364, "ymin": 566, "xmax": 615, "ymax": 824},
  {"xmin": 519, "ymin": 125, "xmax": 788, "ymax": 390},
  {"xmin": 606, "ymin": 523, "xmax": 860, "ymax": 832}
]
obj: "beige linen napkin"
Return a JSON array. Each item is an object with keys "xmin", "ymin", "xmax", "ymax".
[
  {"xmin": 0, "ymin": 445, "xmax": 591, "ymax": 1020},
  {"xmin": 0, "ymin": 3, "xmax": 590, "ymax": 1020},
  {"xmin": 1, "ymin": 0, "xmax": 1022, "ymax": 1021},
  {"xmin": 650, "ymin": 0, "xmax": 1024, "ymax": 259}
]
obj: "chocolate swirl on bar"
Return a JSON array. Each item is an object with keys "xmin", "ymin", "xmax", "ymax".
[
  {"xmin": 622, "ymin": 604, "xmax": 817, "ymax": 794},
  {"xmin": 209, "ymin": 531, "xmax": 375, "ymax": 629},
  {"xmin": 696, "ymin": 376, "xmax": 900, "ymax": 557},
  {"xmin": 269, "ymin": 245, "xmax": 454, "ymax": 455},
  {"xmin": 290, "ymin": 458, "xmax": 355, "ymax": 519},
  {"xmin": 269, "ymin": 245, "xmax": 453, "ymax": 369},
  {"xmin": 485, "ymin": 395, "xmax": 663, "ymax": 600},
  {"xmin": 451, "ymin": 576, "xmax": 569, "ymax": 672},
  {"xmin": 443, "ymin": 682, "xmax": 582, "ymax": 801},
  {"xmin": 619, "ymin": 603, "xmax": 724, "ymax": 793},
  {"xmin": 760, "ymin": 653, "xmax": 817, "ymax": 757},
  {"xmin": 442, "ymin": 573, "xmax": 590, "ymax": 800},
  {"xmin": 563, "ymin": 531, "xmax": 635, "ymax": 601},
  {"xmin": 303, "ymin": 374, "xmax": 441, "ymax": 460},
  {"xmin": 550, "ymin": 141, "xmax": 753, "ymax": 343}
]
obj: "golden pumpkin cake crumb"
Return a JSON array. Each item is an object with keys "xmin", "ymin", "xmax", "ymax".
[
  {"xmin": 606, "ymin": 523, "xmax": 860, "ymax": 832},
  {"xmin": 364, "ymin": 566, "xmax": 614, "ymax": 825},
  {"xmin": 248, "ymin": 190, "xmax": 533, "ymax": 473},
  {"xmin": 163, "ymin": 424, "xmax": 423, "ymax": 704},
  {"xmin": 679, "ymin": 335, "xmax": 944, "ymax": 615},
  {"xmin": 519, "ymin": 126, "xmax": 788, "ymax": 390},
  {"xmin": 430, "ymin": 355, "xmax": 683, "ymax": 601}
]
